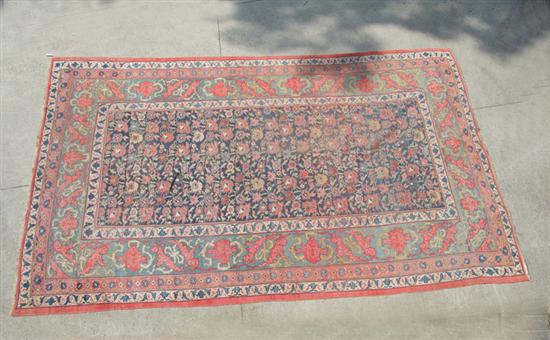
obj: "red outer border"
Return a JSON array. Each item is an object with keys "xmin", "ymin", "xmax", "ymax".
[
  {"xmin": 49, "ymin": 47, "xmax": 452, "ymax": 62},
  {"xmin": 13, "ymin": 275, "xmax": 528, "ymax": 317},
  {"xmin": 12, "ymin": 57, "xmax": 56, "ymax": 317},
  {"xmin": 448, "ymin": 52, "xmax": 529, "ymax": 277},
  {"xmin": 12, "ymin": 48, "xmax": 529, "ymax": 317}
]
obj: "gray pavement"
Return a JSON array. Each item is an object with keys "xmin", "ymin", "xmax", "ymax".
[{"xmin": 0, "ymin": 0, "xmax": 549, "ymax": 339}]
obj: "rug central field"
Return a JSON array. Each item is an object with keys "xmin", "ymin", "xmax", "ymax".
[{"xmin": 13, "ymin": 49, "xmax": 528, "ymax": 316}]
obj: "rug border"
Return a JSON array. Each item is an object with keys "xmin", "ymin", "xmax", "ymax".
[
  {"xmin": 12, "ymin": 57, "xmax": 57, "ymax": 317},
  {"xmin": 48, "ymin": 48, "xmax": 453, "ymax": 62},
  {"xmin": 447, "ymin": 51, "xmax": 529, "ymax": 279},
  {"xmin": 13, "ymin": 274, "xmax": 527, "ymax": 317},
  {"xmin": 12, "ymin": 48, "xmax": 530, "ymax": 317}
]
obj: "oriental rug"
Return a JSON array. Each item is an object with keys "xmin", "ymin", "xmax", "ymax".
[{"xmin": 13, "ymin": 49, "xmax": 528, "ymax": 316}]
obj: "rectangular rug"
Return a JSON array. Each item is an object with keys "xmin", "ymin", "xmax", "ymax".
[{"xmin": 13, "ymin": 49, "xmax": 528, "ymax": 316}]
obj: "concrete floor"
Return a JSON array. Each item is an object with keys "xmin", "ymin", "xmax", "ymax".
[{"xmin": 0, "ymin": 0, "xmax": 549, "ymax": 339}]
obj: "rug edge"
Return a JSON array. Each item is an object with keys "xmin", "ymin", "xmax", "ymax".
[
  {"xmin": 446, "ymin": 51, "xmax": 530, "ymax": 279},
  {"xmin": 11, "ymin": 58, "xmax": 57, "ymax": 318},
  {"xmin": 47, "ymin": 47, "xmax": 453, "ymax": 62},
  {"xmin": 12, "ymin": 274, "xmax": 529, "ymax": 317}
]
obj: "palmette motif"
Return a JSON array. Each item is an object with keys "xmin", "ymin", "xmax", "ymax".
[{"xmin": 13, "ymin": 49, "xmax": 528, "ymax": 316}]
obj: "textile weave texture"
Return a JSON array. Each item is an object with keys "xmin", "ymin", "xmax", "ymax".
[{"xmin": 13, "ymin": 49, "xmax": 528, "ymax": 315}]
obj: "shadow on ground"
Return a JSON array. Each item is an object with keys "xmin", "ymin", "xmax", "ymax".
[{"xmin": 223, "ymin": 0, "xmax": 550, "ymax": 59}]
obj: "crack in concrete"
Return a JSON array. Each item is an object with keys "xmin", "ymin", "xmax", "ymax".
[
  {"xmin": 473, "ymin": 101, "xmax": 523, "ymax": 111},
  {"xmin": 0, "ymin": 184, "xmax": 29, "ymax": 191},
  {"xmin": 233, "ymin": 0, "xmax": 265, "ymax": 4},
  {"xmin": 216, "ymin": 16, "xmax": 222, "ymax": 57}
]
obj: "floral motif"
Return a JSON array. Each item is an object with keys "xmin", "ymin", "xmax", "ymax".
[
  {"xmin": 295, "ymin": 236, "xmax": 327, "ymax": 264},
  {"xmin": 207, "ymin": 239, "xmax": 237, "ymax": 265},
  {"xmin": 208, "ymin": 80, "xmax": 233, "ymax": 97},
  {"xmin": 58, "ymin": 212, "xmax": 78, "ymax": 235},
  {"xmin": 383, "ymin": 228, "xmax": 412, "ymax": 255},
  {"xmin": 356, "ymin": 76, "xmax": 379, "ymax": 93},
  {"xmin": 427, "ymin": 81, "xmax": 444, "ymax": 95},
  {"xmin": 460, "ymin": 196, "xmax": 479, "ymax": 211},
  {"xmin": 122, "ymin": 244, "xmax": 147, "ymax": 272},
  {"xmin": 284, "ymin": 77, "xmax": 307, "ymax": 94},
  {"xmin": 131, "ymin": 81, "xmax": 161, "ymax": 99},
  {"xmin": 76, "ymin": 93, "xmax": 93, "ymax": 108},
  {"xmin": 136, "ymin": 81, "xmax": 155, "ymax": 97}
]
